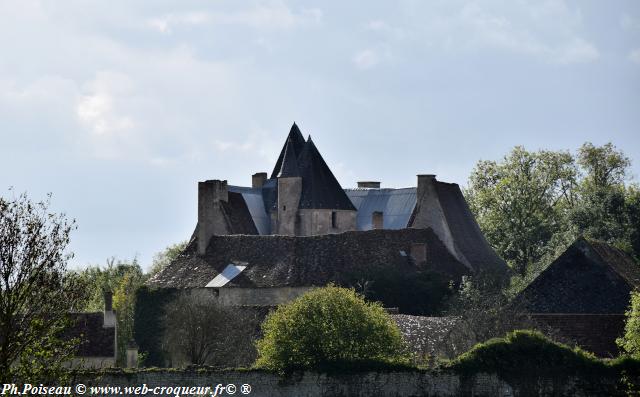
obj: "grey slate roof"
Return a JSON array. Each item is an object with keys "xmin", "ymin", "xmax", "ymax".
[
  {"xmin": 514, "ymin": 238, "xmax": 640, "ymax": 314},
  {"xmin": 270, "ymin": 123, "xmax": 306, "ymax": 179},
  {"xmin": 277, "ymin": 136, "xmax": 301, "ymax": 178},
  {"xmin": 147, "ymin": 228, "xmax": 470, "ymax": 289},
  {"xmin": 296, "ymin": 138, "xmax": 356, "ymax": 211},
  {"xmin": 228, "ymin": 186, "xmax": 270, "ymax": 235},
  {"xmin": 345, "ymin": 187, "xmax": 417, "ymax": 230},
  {"xmin": 63, "ymin": 313, "xmax": 115, "ymax": 358},
  {"xmin": 431, "ymin": 181, "xmax": 507, "ymax": 274}
]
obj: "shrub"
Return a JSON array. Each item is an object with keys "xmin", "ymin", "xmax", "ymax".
[
  {"xmin": 617, "ymin": 291, "xmax": 640, "ymax": 358},
  {"xmin": 254, "ymin": 285, "xmax": 409, "ymax": 372},
  {"xmin": 447, "ymin": 330, "xmax": 603, "ymax": 380}
]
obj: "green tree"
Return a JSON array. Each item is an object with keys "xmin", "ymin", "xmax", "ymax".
[
  {"xmin": 255, "ymin": 285, "xmax": 408, "ymax": 372},
  {"xmin": 74, "ymin": 258, "xmax": 146, "ymax": 366},
  {"xmin": 0, "ymin": 192, "xmax": 86, "ymax": 382},
  {"xmin": 465, "ymin": 146, "xmax": 577, "ymax": 275},
  {"xmin": 617, "ymin": 291, "xmax": 640, "ymax": 358},
  {"xmin": 570, "ymin": 142, "xmax": 639, "ymax": 258},
  {"xmin": 112, "ymin": 265, "xmax": 146, "ymax": 366}
]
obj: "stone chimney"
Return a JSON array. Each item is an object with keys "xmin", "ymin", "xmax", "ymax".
[
  {"xmin": 416, "ymin": 174, "xmax": 437, "ymax": 202},
  {"xmin": 252, "ymin": 172, "xmax": 267, "ymax": 188},
  {"xmin": 357, "ymin": 181, "xmax": 381, "ymax": 188},
  {"xmin": 126, "ymin": 340, "xmax": 139, "ymax": 368},
  {"xmin": 197, "ymin": 180, "xmax": 229, "ymax": 255},
  {"xmin": 103, "ymin": 290, "xmax": 116, "ymax": 328},
  {"xmin": 277, "ymin": 177, "xmax": 302, "ymax": 235}
]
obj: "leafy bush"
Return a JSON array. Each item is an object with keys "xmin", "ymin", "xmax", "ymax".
[
  {"xmin": 447, "ymin": 330, "xmax": 601, "ymax": 377},
  {"xmin": 618, "ymin": 291, "xmax": 640, "ymax": 358},
  {"xmin": 254, "ymin": 285, "xmax": 409, "ymax": 372}
]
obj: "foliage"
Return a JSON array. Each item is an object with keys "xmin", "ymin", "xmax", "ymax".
[
  {"xmin": 617, "ymin": 291, "xmax": 640, "ymax": 358},
  {"xmin": 112, "ymin": 266, "xmax": 146, "ymax": 366},
  {"xmin": 74, "ymin": 258, "xmax": 146, "ymax": 367},
  {"xmin": 0, "ymin": 192, "xmax": 87, "ymax": 382},
  {"xmin": 148, "ymin": 241, "xmax": 187, "ymax": 277},
  {"xmin": 163, "ymin": 293, "xmax": 259, "ymax": 367},
  {"xmin": 465, "ymin": 146, "xmax": 577, "ymax": 276},
  {"xmin": 570, "ymin": 143, "xmax": 640, "ymax": 258},
  {"xmin": 134, "ymin": 286, "xmax": 178, "ymax": 367},
  {"xmin": 466, "ymin": 142, "xmax": 640, "ymax": 280},
  {"xmin": 254, "ymin": 285, "xmax": 409, "ymax": 373}
]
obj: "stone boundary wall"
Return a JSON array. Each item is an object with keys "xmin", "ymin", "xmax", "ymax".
[{"xmin": 79, "ymin": 369, "xmax": 626, "ymax": 397}]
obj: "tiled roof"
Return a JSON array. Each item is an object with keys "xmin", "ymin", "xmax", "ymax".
[
  {"xmin": 146, "ymin": 228, "xmax": 470, "ymax": 289},
  {"xmin": 296, "ymin": 138, "xmax": 356, "ymax": 211},
  {"xmin": 63, "ymin": 313, "xmax": 115, "ymax": 358},
  {"xmin": 515, "ymin": 238, "xmax": 640, "ymax": 314}
]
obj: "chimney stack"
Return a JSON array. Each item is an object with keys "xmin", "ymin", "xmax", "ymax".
[
  {"xmin": 103, "ymin": 290, "xmax": 116, "ymax": 328},
  {"xmin": 357, "ymin": 181, "xmax": 381, "ymax": 189},
  {"xmin": 252, "ymin": 172, "xmax": 268, "ymax": 188},
  {"xmin": 198, "ymin": 180, "xmax": 229, "ymax": 255}
]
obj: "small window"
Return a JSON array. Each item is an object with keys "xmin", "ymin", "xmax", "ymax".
[
  {"xmin": 331, "ymin": 211, "xmax": 337, "ymax": 228},
  {"xmin": 283, "ymin": 205, "xmax": 286, "ymax": 211},
  {"xmin": 372, "ymin": 211, "xmax": 383, "ymax": 229}
]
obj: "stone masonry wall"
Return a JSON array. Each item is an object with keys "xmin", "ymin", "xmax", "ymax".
[{"xmin": 79, "ymin": 369, "xmax": 628, "ymax": 397}]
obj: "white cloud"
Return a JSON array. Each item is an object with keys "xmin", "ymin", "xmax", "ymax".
[
  {"xmin": 352, "ymin": 49, "xmax": 380, "ymax": 70},
  {"xmin": 630, "ymin": 48, "xmax": 640, "ymax": 64},
  {"xmin": 554, "ymin": 38, "xmax": 600, "ymax": 64},
  {"xmin": 361, "ymin": 1, "xmax": 598, "ymax": 65},
  {"xmin": 621, "ymin": 14, "xmax": 640, "ymax": 31},
  {"xmin": 146, "ymin": 2, "xmax": 322, "ymax": 34},
  {"xmin": 147, "ymin": 12, "xmax": 210, "ymax": 34}
]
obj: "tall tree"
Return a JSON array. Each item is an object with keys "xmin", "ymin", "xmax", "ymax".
[
  {"xmin": 570, "ymin": 142, "xmax": 639, "ymax": 257},
  {"xmin": 0, "ymin": 192, "xmax": 86, "ymax": 381},
  {"xmin": 465, "ymin": 147, "xmax": 577, "ymax": 275}
]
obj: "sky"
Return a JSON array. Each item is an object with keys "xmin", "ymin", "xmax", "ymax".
[{"xmin": 1, "ymin": 0, "xmax": 639, "ymax": 270}]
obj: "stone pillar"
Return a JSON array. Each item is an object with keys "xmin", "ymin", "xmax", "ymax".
[
  {"xmin": 126, "ymin": 341, "xmax": 139, "ymax": 368},
  {"xmin": 252, "ymin": 172, "xmax": 267, "ymax": 188},
  {"xmin": 277, "ymin": 177, "xmax": 302, "ymax": 235},
  {"xmin": 197, "ymin": 180, "xmax": 229, "ymax": 255}
]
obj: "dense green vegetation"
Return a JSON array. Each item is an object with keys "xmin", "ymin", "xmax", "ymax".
[
  {"xmin": 254, "ymin": 285, "xmax": 410, "ymax": 373},
  {"xmin": 466, "ymin": 142, "xmax": 640, "ymax": 289},
  {"xmin": 618, "ymin": 291, "xmax": 640, "ymax": 359}
]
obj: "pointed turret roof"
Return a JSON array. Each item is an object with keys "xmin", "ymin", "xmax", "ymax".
[
  {"xmin": 297, "ymin": 137, "xmax": 356, "ymax": 210},
  {"xmin": 271, "ymin": 123, "xmax": 306, "ymax": 178},
  {"xmin": 277, "ymin": 136, "xmax": 300, "ymax": 178}
]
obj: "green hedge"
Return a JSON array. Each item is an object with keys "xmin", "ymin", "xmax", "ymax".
[{"xmin": 446, "ymin": 330, "xmax": 640, "ymax": 393}]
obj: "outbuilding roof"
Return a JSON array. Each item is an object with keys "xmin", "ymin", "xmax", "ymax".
[{"xmin": 514, "ymin": 238, "xmax": 640, "ymax": 314}]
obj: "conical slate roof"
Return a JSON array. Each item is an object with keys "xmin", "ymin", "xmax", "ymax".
[
  {"xmin": 271, "ymin": 123, "xmax": 306, "ymax": 178},
  {"xmin": 297, "ymin": 137, "xmax": 356, "ymax": 210},
  {"xmin": 277, "ymin": 136, "xmax": 301, "ymax": 178}
]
